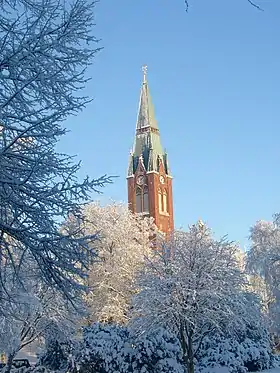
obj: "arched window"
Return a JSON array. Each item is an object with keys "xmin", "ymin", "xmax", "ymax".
[
  {"xmin": 163, "ymin": 189, "xmax": 168, "ymax": 213},
  {"xmin": 143, "ymin": 185, "xmax": 149, "ymax": 212},
  {"xmin": 158, "ymin": 188, "xmax": 162, "ymax": 213},
  {"xmin": 136, "ymin": 187, "xmax": 142, "ymax": 213}
]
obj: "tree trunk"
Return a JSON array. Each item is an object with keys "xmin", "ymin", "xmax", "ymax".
[
  {"xmin": 179, "ymin": 322, "xmax": 193, "ymax": 373},
  {"xmin": 187, "ymin": 357, "xmax": 195, "ymax": 373},
  {"xmin": 187, "ymin": 333, "xmax": 194, "ymax": 373},
  {"xmin": 3, "ymin": 352, "xmax": 16, "ymax": 373},
  {"xmin": 179, "ymin": 321, "xmax": 195, "ymax": 373}
]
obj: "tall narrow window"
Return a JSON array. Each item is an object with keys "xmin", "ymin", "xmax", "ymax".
[
  {"xmin": 143, "ymin": 185, "xmax": 149, "ymax": 212},
  {"xmin": 163, "ymin": 189, "xmax": 168, "ymax": 213},
  {"xmin": 136, "ymin": 187, "xmax": 142, "ymax": 213},
  {"xmin": 158, "ymin": 188, "xmax": 162, "ymax": 213}
]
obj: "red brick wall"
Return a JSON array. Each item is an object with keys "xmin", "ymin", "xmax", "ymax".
[{"xmin": 127, "ymin": 169, "xmax": 174, "ymax": 237}]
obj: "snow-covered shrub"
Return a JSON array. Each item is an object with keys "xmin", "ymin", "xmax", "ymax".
[
  {"xmin": 193, "ymin": 289, "xmax": 276, "ymax": 373},
  {"xmin": 131, "ymin": 328, "xmax": 185, "ymax": 373},
  {"xmin": 71, "ymin": 323, "xmax": 186, "ymax": 373},
  {"xmin": 72, "ymin": 323, "xmax": 132, "ymax": 373},
  {"xmin": 270, "ymin": 353, "xmax": 280, "ymax": 368},
  {"xmin": 196, "ymin": 334, "xmax": 272, "ymax": 373}
]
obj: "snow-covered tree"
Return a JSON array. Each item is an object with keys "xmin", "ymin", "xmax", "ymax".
[
  {"xmin": 0, "ymin": 0, "xmax": 111, "ymax": 302},
  {"xmin": 247, "ymin": 217, "xmax": 280, "ymax": 334},
  {"xmin": 0, "ymin": 262, "xmax": 83, "ymax": 373},
  {"xmin": 75, "ymin": 202, "xmax": 155, "ymax": 324},
  {"xmin": 248, "ymin": 274, "xmax": 273, "ymax": 313},
  {"xmin": 131, "ymin": 222, "xmax": 264, "ymax": 373}
]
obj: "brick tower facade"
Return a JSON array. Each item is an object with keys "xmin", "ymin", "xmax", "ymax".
[{"xmin": 127, "ymin": 66, "xmax": 174, "ymax": 237}]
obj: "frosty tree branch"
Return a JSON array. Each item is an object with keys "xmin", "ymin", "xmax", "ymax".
[{"xmin": 0, "ymin": 0, "xmax": 112, "ymax": 303}]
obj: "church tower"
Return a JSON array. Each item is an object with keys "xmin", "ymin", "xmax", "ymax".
[{"xmin": 127, "ymin": 66, "xmax": 174, "ymax": 237}]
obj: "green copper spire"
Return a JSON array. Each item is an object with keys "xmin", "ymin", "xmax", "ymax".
[
  {"xmin": 136, "ymin": 65, "xmax": 159, "ymax": 131},
  {"xmin": 127, "ymin": 66, "xmax": 170, "ymax": 177}
]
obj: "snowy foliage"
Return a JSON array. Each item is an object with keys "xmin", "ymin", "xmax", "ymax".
[
  {"xmin": 71, "ymin": 323, "xmax": 185, "ymax": 373},
  {"xmin": 131, "ymin": 222, "xmax": 265, "ymax": 373},
  {"xmin": 72, "ymin": 323, "xmax": 131, "ymax": 373},
  {"xmin": 39, "ymin": 339, "xmax": 72, "ymax": 371},
  {"xmin": 0, "ymin": 0, "xmax": 111, "ymax": 302},
  {"xmin": 75, "ymin": 202, "xmax": 155, "ymax": 324},
  {"xmin": 196, "ymin": 336, "xmax": 271, "ymax": 373},
  {"xmin": 131, "ymin": 328, "xmax": 185, "ymax": 373},
  {"xmin": 0, "ymin": 262, "xmax": 82, "ymax": 372},
  {"xmin": 196, "ymin": 304, "xmax": 273, "ymax": 373},
  {"xmin": 248, "ymin": 274, "xmax": 273, "ymax": 313},
  {"xmin": 247, "ymin": 217, "xmax": 280, "ymax": 333}
]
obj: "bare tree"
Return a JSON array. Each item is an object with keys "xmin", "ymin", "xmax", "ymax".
[{"xmin": 0, "ymin": 0, "xmax": 111, "ymax": 303}]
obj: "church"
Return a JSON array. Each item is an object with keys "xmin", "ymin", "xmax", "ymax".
[{"xmin": 127, "ymin": 66, "xmax": 174, "ymax": 237}]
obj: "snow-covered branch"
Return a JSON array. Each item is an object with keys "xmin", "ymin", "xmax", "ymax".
[{"xmin": 0, "ymin": 0, "xmax": 112, "ymax": 301}]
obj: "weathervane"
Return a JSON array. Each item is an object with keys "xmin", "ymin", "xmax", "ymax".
[{"xmin": 142, "ymin": 64, "xmax": 147, "ymax": 82}]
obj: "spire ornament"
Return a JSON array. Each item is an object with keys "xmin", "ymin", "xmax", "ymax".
[
  {"xmin": 142, "ymin": 64, "xmax": 147, "ymax": 83},
  {"xmin": 198, "ymin": 219, "xmax": 205, "ymax": 230}
]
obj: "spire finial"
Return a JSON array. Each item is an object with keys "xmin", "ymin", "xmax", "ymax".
[
  {"xmin": 198, "ymin": 219, "xmax": 205, "ymax": 230},
  {"xmin": 142, "ymin": 64, "xmax": 147, "ymax": 83}
]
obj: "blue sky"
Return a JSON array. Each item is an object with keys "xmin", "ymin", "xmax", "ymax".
[{"xmin": 58, "ymin": 0, "xmax": 280, "ymax": 249}]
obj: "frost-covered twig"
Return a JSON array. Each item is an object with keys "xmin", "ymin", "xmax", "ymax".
[{"xmin": 0, "ymin": 0, "xmax": 111, "ymax": 303}]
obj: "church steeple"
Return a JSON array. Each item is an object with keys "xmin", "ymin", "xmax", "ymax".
[
  {"xmin": 127, "ymin": 66, "xmax": 174, "ymax": 237},
  {"xmin": 128, "ymin": 66, "xmax": 169, "ymax": 177}
]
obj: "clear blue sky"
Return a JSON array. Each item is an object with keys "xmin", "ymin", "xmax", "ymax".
[{"xmin": 58, "ymin": 0, "xmax": 280, "ymax": 249}]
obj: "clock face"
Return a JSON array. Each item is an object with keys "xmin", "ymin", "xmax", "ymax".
[
  {"xmin": 137, "ymin": 175, "xmax": 145, "ymax": 185},
  {"xmin": 159, "ymin": 175, "xmax": 165, "ymax": 184}
]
